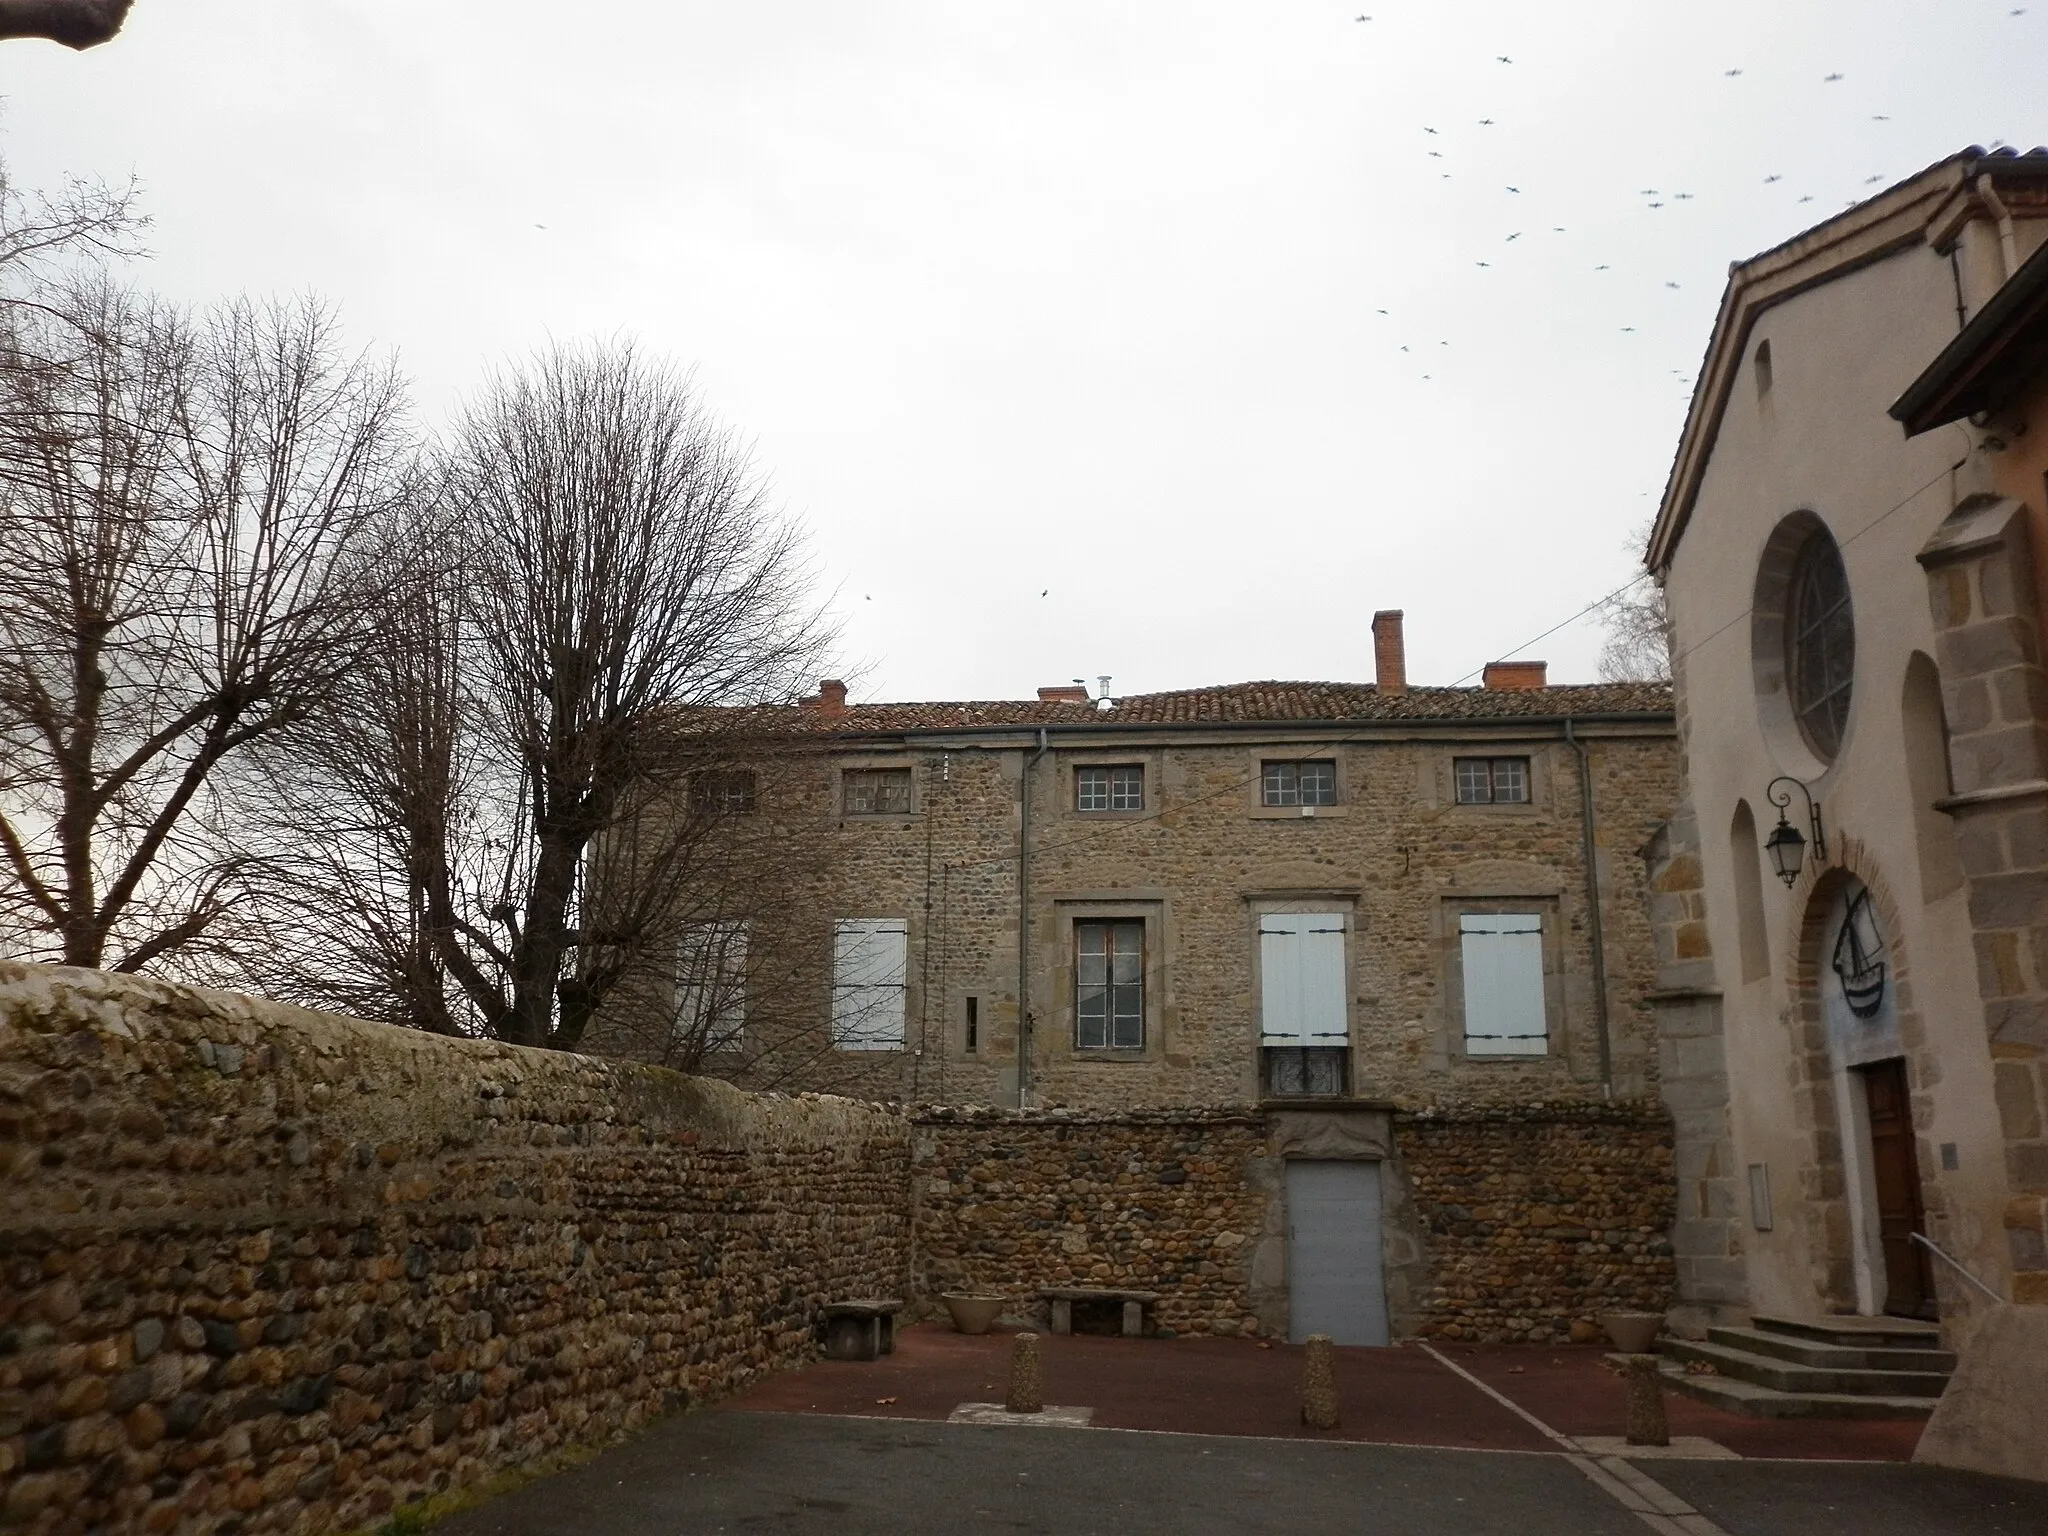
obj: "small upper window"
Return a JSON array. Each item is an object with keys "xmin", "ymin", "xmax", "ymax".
[
  {"xmin": 1787, "ymin": 530, "xmax": 1854, "ymax": 760},
  {"xmin": 1261, "ymin": 760, "xmax": 1338, "ymax": 807},
  {"xmin": 1454, "ymin": 756, "xmax": 1530, "ymax": 805},
  {"xmin": 1076, "ymin": 765, "xmax": 1144, "ymax": 812},
  {"xmin": 844, "ymin": 767, "xmax": 913, "ymax": 816},
  {"xmin": 1754, "ymin": 337, "xmax": 1774, "ymax": 398},
  {"xmin": 691, "ymin": 769, "xmax": 757, "ymax": 815}
]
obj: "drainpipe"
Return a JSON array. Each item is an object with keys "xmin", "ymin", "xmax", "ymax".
[
  {"xmin": 1976, "ymin": 174, "xmax": 2019, "ymax": 283},
  {"xmin": 1015, "ymin": 727, "xmax": 1050, "ymax": 1107},
  {"xmin": 1565, "ymin": 720, "xmax": 1614, "ymax": 1094}
]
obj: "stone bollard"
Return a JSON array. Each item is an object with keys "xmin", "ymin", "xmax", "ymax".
[
  {"xmin": 1301, "ymin": 1333, "xmax": 1340, "ymax": 1430},
  {"xmin": 1619, "ymin": 1353, "xmax": 1669, "ymax": 1447},
  {"xmin": 1005, "ymin": 1331, "xmax": 1044, "ymax": 1414}
]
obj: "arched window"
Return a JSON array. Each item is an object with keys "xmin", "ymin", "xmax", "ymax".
[
  {"xmin": 1787, "ymin": 530, "xmax": 1854, "ymax": 759},
  {"xmin": 1902, "ymin": 652, "xmax": 1963, "ymax": 901},
  {"xmin": 1730, "ymin": 800, "xmax": 1771, "ymax": 982}
]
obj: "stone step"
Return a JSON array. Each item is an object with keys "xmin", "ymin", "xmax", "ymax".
[
  {"xmin": 1658, "ymin": 1362, "xmax": 1941, "ymax": 1421},
  {"xmin": 1704, "ymin": 1324, "xmax": 1956, "ymax": 1374},
  {"xmin": 1751, "ymin": 1313, "xmax": 1942, "ymax": 1349},
  {"xmin": 1661, "ymin": 1337, "xmax": 1952, "ymax": 1398}
]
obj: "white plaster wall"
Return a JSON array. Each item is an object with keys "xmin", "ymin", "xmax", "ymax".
[{"xmin": 1666, "ymin": 236, "xmax": 2012, "ymax": 1318}]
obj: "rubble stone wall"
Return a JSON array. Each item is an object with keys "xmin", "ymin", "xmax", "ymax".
[
  {"xmin": 1400, "ymin": 1104, "xmax": 1678, "ymax": 1340},
  {"xmin": 0, "ymin": 964, "xmax": 909, "ymax": 1536},
  {"xmin": 912, "ymin": 1103, "xmax": 1678, "ymax": 1345},
  {"xmin": 909, "ymin": 1109, "xmax": 1270, "ymax": 1337}
]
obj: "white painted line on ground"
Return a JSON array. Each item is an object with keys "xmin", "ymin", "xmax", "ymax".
[
  {"xmin": 1417, "ymin": 1343, "xmax": 1734, "ymax": 1536},
  {"xmin": 948, "ymin": 1402, "xmax": 1094, "ymax": 1426}
]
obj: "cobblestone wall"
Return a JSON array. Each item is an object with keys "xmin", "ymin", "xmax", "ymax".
[
  {"xmin": 1400, "ymin": 1104, "xmax": 1677, "ymax": 1341},
  {"xmin": 912, "ymin": 1104, "xmax": 1678, "ymax": 1345},
  {"xmin": 909, "ymin": 1108, "xmax": 1269, "ymax": 1337},
  {"xmin": 0, "ymin": 963, "xmax": 909, "ymax": 1536}
]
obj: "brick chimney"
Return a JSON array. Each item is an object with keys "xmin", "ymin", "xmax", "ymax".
[
  {"xmin": 809, "ymin": 678, "xmax": 848, "ymax": 717},
  {"xmin": 1037, "ymin": 685, "xmax": 1090, "ymax": 702},
  {"xmin": 1372, "ymin": 610, "xmax": 1407, "ymax": 693},
  {"xmin": 1482, "ymin": 660, "xmax": 1548, "ymax": 691}
]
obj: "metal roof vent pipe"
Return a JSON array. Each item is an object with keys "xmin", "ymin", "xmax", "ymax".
[{"xmin": 1095, "ymin": 675, "xmax": 1114, "ymax": 710}]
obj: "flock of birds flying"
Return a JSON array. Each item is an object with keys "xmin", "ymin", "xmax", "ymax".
[{"xmin": 1349, "ymin": 7, "xmax": 2037, "ymax": 395}]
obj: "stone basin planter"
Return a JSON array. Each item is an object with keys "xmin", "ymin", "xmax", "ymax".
[
  {"xmin": 1599, "ymin": 1311, "xmax": 1664, "ymax": 1353},
  {"xmin": 940, "ymin": 1293, "xmax": 1006, "ymax": 1335}
]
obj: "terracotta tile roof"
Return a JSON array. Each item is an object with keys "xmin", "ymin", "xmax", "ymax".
[{"xmin": 764, "ymin": 680, "xmax": 1673, "ymax": 736}]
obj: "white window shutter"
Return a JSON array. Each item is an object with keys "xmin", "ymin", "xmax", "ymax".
[
  {"xmin": 1460, "ymin": 914, "xmax": 1547, "ymax": 1055},
  {"xmin": 1260, "ymin": 912, "xmax": 1348, "ymax": 1044},
  {"xmin": 679, "ymin": 921, "xmax": 747, "ymax": 1049},
  {"xmin": 833, "ymin": 918, "xmax": 907, "ymax": 1050}
]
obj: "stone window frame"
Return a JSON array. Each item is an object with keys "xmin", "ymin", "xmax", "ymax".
[
  {"xmin": 1057, "ymin": 752, "xmax": 1159, "ymax": 823},
  {"xmin": 837, "ymin": 758, "xmax": 920, "ymax": 821},
  {"xmin": 1437, "ymin": 895, "xmax": 1567, "ymax": 1065},
  {"xmin": 1244, "ymin": 745, "xmax": 1352, "ymax": 820},
  {"xmin": 1751, "ymin": 508, "xmax": 1854, "ymax": 778},
  {"xmin": 1246, "ymin": 893, "xmax": 1362, "ymax": 1102},
  {"xmin": 1434, "ymin": 744, "xmax": 1549, "ymax": 815},
  {"xmin": 1047, "ymin": 897, "xmax": 1169, "ymax": 1064}
]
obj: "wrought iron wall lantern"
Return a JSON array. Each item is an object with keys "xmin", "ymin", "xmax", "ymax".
[{"xmin": 1764, "ymin": 776, "xmax": 1828, "ymax": 886}]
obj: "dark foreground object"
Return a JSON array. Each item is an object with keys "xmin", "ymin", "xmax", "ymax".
[{"xmin": 435, "ymin": 1410, "xmax": 2048, "ymax": 1536}]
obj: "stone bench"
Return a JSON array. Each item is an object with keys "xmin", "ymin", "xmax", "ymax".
[
  {"xmin": 820, "ymin": 1298, "xmax": 904, "ymax": 1362},
  {"xmin": 1040, "ymin": 1287, "xmax": 1161, "ymax": 1338}
]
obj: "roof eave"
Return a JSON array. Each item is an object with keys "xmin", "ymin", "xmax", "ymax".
[
  {"xmin": 1646, "ymin": 154, "xmax": 1977, "ymax": 576},
  {"xmin": 1890, "ymin": 233, "xmax": 2048, "ymax": 434}
]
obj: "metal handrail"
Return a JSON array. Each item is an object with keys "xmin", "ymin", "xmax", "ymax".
[{"xmin": 1910, "ymin": 1231, "xmax": 2006, "ymax": 1305}]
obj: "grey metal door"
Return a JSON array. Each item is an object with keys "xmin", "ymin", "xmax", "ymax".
[{"xmin": 1285, "ymin": 1159, "xmax": 1389, "ymax": 1346}]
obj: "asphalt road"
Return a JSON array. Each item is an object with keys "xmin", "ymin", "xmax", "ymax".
[{"xmin": 434, "ymin": 1411, "xmax": 2048, "ymax": 1536}]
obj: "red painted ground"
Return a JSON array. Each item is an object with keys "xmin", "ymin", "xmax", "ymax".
[{"xmin": 718, "ymin": 1324, "xmax": 1927, "ymax": 1462}]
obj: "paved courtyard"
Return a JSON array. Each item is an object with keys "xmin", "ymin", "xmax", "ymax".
[{"xmin": 436, "ymin": 1329, "xmax": 2047, "ymax": 1536}]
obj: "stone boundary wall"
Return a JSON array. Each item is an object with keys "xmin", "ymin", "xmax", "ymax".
[
  {"xmin": 910, "ymin": 1103, "xmax": 1678, "ymax": 1345},
  {"xmin": 909, "ymin": 1108, "xmax": 1269, "ymax": 1337},
  {"xmin": 0, "ymin": 964, "xmax": 909, "ymax": 1536},
  {"xmin": 1400, "ymin": 1104, "xmax": 1677, "ymax": 1342}
]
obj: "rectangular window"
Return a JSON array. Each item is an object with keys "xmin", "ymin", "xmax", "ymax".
[
  {"xmin": 832, "ymin": 918, "xmax": 907, "ymax": 1049},
  {"xmin": 844, "ymin": 767, "xmax": 913, "ymax": 816},
  {"xmin": 1261, "ymin": 760, "xmax": 1338, "ymax": 807},
  {"xmin": 1264, "ymin": 1047, "xmax": 1349, "ymax": 1097},
  {"xmin": 1075, "ymin": 920, "xmax": 1144, "ymax": 1049},
  {"xmin": 690, "ymin": 769, "xmax": 757, "ymax": 815},
  {"xmin": 964, "ymin": 995, "xmax": 979, "ymax": 1054},
  {"xmin": 677, "ymin": 921, "xmax": 748, "ymax": 1051},
  {"xmin": 1460, "ymin": 913, "xmax": 1547, "ymax": 1055},
  {"xmin": 1076, "ymin": 764, "xmax": 1144, "ymax": 812},
  {"xmin": 1259, "ymin": 911, "xmax": 1349, "ymax": 1095},
  {"xmin": 1454, "ymin": 756, "xmax": 1530, "ymax": 805}
]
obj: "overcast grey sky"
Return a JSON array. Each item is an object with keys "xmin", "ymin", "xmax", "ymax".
[{"xmin": 7, "ymin": 2, "xmax": 2044, "ymax": 699}]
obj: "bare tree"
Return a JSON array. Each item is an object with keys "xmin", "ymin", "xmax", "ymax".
[
  {"xmin": 0, "ymin": 0, "xmax": 132, "ymax": 50},
  {"xmin": 0, "ymin": 278, "xmax": 413, "ymax": 971},
  {"xmin": 1598, "ymin": 521, "xmax": 1671, "ymax": 682},
  {"xmin": 242, "ymin": 342, "xmax": 835, "ymax": 1050}
]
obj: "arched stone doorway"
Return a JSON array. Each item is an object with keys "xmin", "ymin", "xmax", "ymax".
[{"xmin": 1787, "ymin": 855, "xmax": 1935, "ymax": 1317}]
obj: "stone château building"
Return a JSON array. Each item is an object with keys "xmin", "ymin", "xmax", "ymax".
[{"xmin": 588, "ymin": 614, "xmax": 1682, "ymax": 1346}]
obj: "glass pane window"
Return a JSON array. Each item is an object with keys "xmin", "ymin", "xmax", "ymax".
[
  {"xmin": 1076, "ymin": 764, "xmax": 1144, "ymax": 812},
  {"xmin": 1788, "ymin": 531, "xmax": 1855, "ymax": 760},
  {"xmin": 690, "ymin": 769, "xmax": 757, "ymax": 815},
  {"xmin": 844, "ymin": 767, "xmax": 913, "ymax": 815},
  {"xmin": 1454, "ymin": 756, "xmax": 1531, "ymax": 805},
  {"xmin": 1261, "ymin": 759, "xmax": 1338, "ymax": 807},
  {"xmin": 1075, "ymin": 919, "xmax": 1144, "ymax": 1048},
  {"xmin": 1264, "ymin": 1046, "xmax": 1348, "ymax": 1097}
]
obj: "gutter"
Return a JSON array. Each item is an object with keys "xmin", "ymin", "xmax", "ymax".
[
  {"xmin": 1015, "ymin": 727, "xmax": 1050, "ymax": 1108},
  {"xmin": 1976, "ymin": 173, "xmax": 2019, "ymax": 282},
  {"xmin": 1565, "ymin": 720, "xmax": 1614, "ymax": 1094},
  {"xmin": 849, "ymin": 709, "xmax": 1673, "ymax": 746}
]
